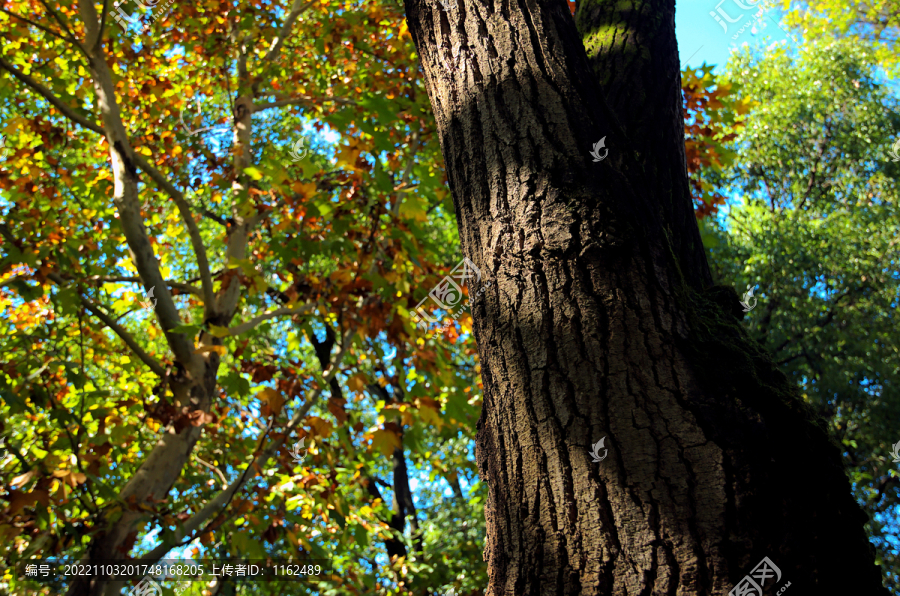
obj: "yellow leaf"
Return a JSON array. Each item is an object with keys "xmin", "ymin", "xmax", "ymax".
[
  {"xmin": 208, "ymin": 324, "xmax": 230, "ymax": 338},
  {"xmin": 330, "ymin": 269, "xmax": 353, "ymax": 286},
  {"xmin": 336, "ymin": 146, "xmax": 362, "ymax": 170},
  {"xmin": 286, "ymin": 530, "xmax": 300, "ymax": 547},
  {"xmin": 399, "ymin": 195, "xmax": 429, "ymax": 222},
  {"xmin": 10, "ymin": 470, "xmax": 35, "ymax": 488},
  {"xmin": 418, "ymin": 401, "xmax": 443, "ymax": 430}
]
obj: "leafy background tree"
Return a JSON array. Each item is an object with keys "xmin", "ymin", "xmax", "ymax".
[
  {"xmin": 0, "ymin": 0, "xmax": 485, "ymax": 594},
  {"xmin": 699, "ymin": 37, "xmax": 900, "ymax": 591},
  {"xmin": 0, "ymin": 0, "xmax": 897, "ymax": 594},
  {"xmin": 783, "ymin": 0, "xmax": 900, "ymax": 76}
]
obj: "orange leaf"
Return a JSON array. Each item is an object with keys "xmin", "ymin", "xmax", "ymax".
[
  {"xmin": 307, "ymin": 416, "xmax": 333, "ymax": 438},
  {"xmin": 371, "ymin": 428, "xmax": 401, "ymax": 458},
  {"xmin": 7, "ymin": 488, "xmax": 49, "ymax": 515},
  {"xmin": 291, "ymin": 181, "xmax": 317, "ymax": 198},
  {"xmin": 188, "ymin": 410, "xmax": 215, "ymax": 427},
  {"xmin": 258, "ymin": 387, "xmax": 285, "ymax": 416},
  {"xmin": 346, "ymin": 373, "xmax": 368, "ymax": 394}
]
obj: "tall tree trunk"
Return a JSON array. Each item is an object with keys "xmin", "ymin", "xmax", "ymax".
[
  {"xmin": 575, "ymin": 0, "xmax": 710, "ymax": 291},
  {"xmin": 402, "ymin": 1, "xmax": 887, "ymax": 594},
  {"xmin": 366, "ymin": 476, "xmax": 409, "ymax": 560},
  {"xmin": 392, "ymin": 437, "xmax": 423, "ymax": 553},
  {"xmin": 364, "ymin": 383, "xmax": 425, "ymax": 557}
]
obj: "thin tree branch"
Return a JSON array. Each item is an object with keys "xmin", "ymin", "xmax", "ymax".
[
  {"xmin": 0, "ymin": 7, "xmax": 76, "ymax": 43},
  {"xmin": 201, "ymin": 209, "xmax": 228, "ymax": 227},
  {"xmin": 141, "ymin": 328, "xmax": 355, "ymax": 561},
  {"xmin": 36, "ymin": 0, "xmax": 91, "ymax": 57},
  {"xmin": 130, "ymin": 154, "xmax": 217, "ymax": 311},
  {"xmin": 194, "ymin": 454, "xmax": 228, "ymax": 489},
  {"xmin": 261, "ymin": 0, "xmax": 316, "ymax": 65},
  {"xmin": 252, "ymin": 94, "xmax": 358, "ymax": 113},
  {"xmin": 96, "ymin": 0, "xmax": 111, "ymax": 53},
  {"xmin": 0, "ymin": 275, "xmax": 29, "ymax": 290},
  {"xmin": 76, "ymin": 275, "xmax": 202, "ymax": 297},
  {"xmin": 48, "ymin": 273, "xmax": 167, "ymax": 377},
  {"xmin": 392, "ymin": 130, "xmax": 421, "ymax": 217}
]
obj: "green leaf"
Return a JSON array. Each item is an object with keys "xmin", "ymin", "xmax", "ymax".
[{"xmin": 243, "ymin": 167, "xmax": 264, "ymax": 180}]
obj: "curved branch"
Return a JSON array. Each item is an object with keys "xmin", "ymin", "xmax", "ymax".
[
  {"xmin": 3, "ymin": 2, "xmax": 215, "ymax": 325},
  {"xmin": 224, "ymin": 303, "xmax": 316, "ymax": 337},
  {"xmin": 131, "ymin": 154, "xmax": 217, "ymax": 311},
  {"xmin": 0, "ymin": 7, "xmax": 76, "ymax": 44},
  {"xmin": 37, "ymin": 0, "xmax": 90, "ymax": 57},
  {"xmin": 0, "ymin": 56, "xmax": 103, "ymax": 134},
  {"xmin": 252, "ymin": 94, "xmax": 358, "ymax": 113},
  {"xmin": 0, "ymin": 58, "xmax": 214, "ymax": 320},
  {"xmin": 194, "ymin": 454, "xmax": 228, "ymax": 489}
]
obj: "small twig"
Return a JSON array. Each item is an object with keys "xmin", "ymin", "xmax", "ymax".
[{"xmin": 195, "ymin": 454, "xmax": 228, "ymax": 489}]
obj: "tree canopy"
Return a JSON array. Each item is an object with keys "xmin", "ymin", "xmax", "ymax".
[{"xmin": 702, "ymin": 36, "xmax": 900, "ymax": 590}]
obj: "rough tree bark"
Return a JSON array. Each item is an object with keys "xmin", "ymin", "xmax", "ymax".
[{"xmin": 402, "ymin": 0, "xmax": 887, "ymax": 594}]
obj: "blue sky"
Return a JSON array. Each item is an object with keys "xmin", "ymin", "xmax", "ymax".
[{"xmin": 676, "ymin": 0, "xmax": 797, "ymax": 71}]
